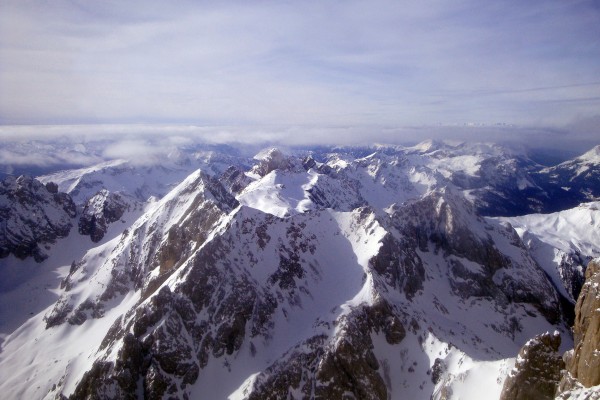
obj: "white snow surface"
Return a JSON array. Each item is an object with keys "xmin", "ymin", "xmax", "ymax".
[
  {"xmin": 498, "ymin": 202, "xmax": 600, "ymax": 301},
  {"xmin": 0, "ymin": 205, "xmax": 145, "ymax": 399},
  {"xmin": 2, "ymin": 142, "xmax": 596, "ymax": 399},
  {"xmin": 501, "ymin": 202, "xmax": 600, "ymax": 257},
  {"xmin": 579, "ymin": 145, "xmax": 600, "ymax": 164}
]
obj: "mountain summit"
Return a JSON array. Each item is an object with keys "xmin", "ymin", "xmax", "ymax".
[{"xmin": 0, "ymin": 141, "xmax": 598, "ymax": 399}]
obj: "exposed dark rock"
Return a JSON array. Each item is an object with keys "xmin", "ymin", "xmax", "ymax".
[
  {"xmin": 390, "ymin": 190, "xmax": 561, "ymax": 325},
  {"xmin": 431, "ymin": 357, "xmax": 447, "ymax": 384},
  {"xmin": 557, "ymin": 258, "xmax": 600, "ymax": 396},
  {"xmin": 68, "ymin": 233, "xmax": 278, "ymax": 399},
  {"xmin": 0, "ymin": 175, "xmax": 75, "ymax": 261},
  {"xmin": 251, "ymin": 148, "xmax": 302, "ymax": 177},
  {"xmin": 246, "ymin": 299, "xmax": 405, "ymax": 400},
  {"xmin": 500, "ymin": 331, "xmax": 564, "ymax": 400},
  {"xmin": 46, "ymin": 171, "xmax": 240, "ymax": 330},
  {"xmin": 45, "ymin": 181, "xmax": 58, "ymax": 193},
  {"xmin": 43, "ymin": 297, "xmax": 74, "ymax": 328},
  {"xmin": 569, "ymin": 259, "xmax": 600, "ymax": 387},
  {"xmin": 79, "ymin": 189, "xmax": 130, "ymax": 242},
  {"xmin": 302, "ymin": 155, "xmax": 317, "ymax": 170},
  {"xmin": 219, "ymin": 165, "xmax": 253, "ymax": 194},
  {"xmin": 369, "ymin": 233, "xmax": 425, "ymax": 300}
]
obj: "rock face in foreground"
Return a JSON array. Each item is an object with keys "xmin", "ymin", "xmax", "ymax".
[
  {"xmin": 557, "ymin": 258, "xmax": 600, "ymax": 397},
  {"xmin": 0, "ymin": 175, "xmax": 76, "ymax": 262},
  {"xmin": 570, "ymin": 259, "xmax": 600, "ymax": 387},
  {"xmin": 504, "ymin": 257, "xmax": 600, "ymax": 400},
  {"xmin": 500, "ymin": 331, "xmax": 564, "ymax": 400}
]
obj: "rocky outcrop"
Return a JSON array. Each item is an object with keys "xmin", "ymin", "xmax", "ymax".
[
  {"xmin": 0, "ymin": 175, "xmax": 76, "ymax": 262},
  {"xmin": 244, "ymin": 299, "xmax": 405, "ymax": 400},
  {"xmin": 219, "ymin": 165, "xmax": 253, "ymax": 194},
  {"xmin": 390, "ymin": 189, "xmax": 561, "ymax": 324},
  {"xmin": 569, "ymin": 259, "xmax": 600, "ymax": 387},
  {"xmin": 72, "ymin": 275, "xmax": 277, "ymax": 400},
  {"xmin": 78, "ymin": 189, "xmax": 131, "ymax": 242},
  {"xmin": 45, "ymin": 171, "xmax": 239, "ymax": 329},
  {"xmin": 500, "ymin": 331, "xmax": 564, "ymax": 400},
  {"xmin": 503, "ymin": 258, "xmax": 600, "ymax": 400},
  {"xmin": 251, "ymin": 148, "xmax": 302, "ymax": 177},
  {"xmin": 557, "ymin": 258, "xmax": 600, "ymax": 396}
]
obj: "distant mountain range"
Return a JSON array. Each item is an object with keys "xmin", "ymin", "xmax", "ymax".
[{"xmin": 0, "ymin": 140, "xmax": 598, "ymax": 399}]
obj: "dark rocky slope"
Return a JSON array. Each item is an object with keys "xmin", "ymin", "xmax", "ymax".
[{"xmin": 0, "ymin": 175, "xmax": 75, "ymax": 262}]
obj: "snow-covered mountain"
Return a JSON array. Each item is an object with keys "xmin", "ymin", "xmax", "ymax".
[
  {"xmin": 0, "ymin": 140, "xmax": 598, "ymax": 399},
  {"xmin": 498, "ymin": 202, "xmax": 600, "ymax": 305},
  {"xmin": 0, "ymin": 175, "xmax": 76, "ymax": 261},
  {"xmin": 535, "ymin": 145, "xmax": 600, "ymax": 213}
]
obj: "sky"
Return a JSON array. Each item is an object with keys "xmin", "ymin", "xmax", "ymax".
[{"xmin": 0, "ymin": 0, "xmax": 599, "ymax": 147}]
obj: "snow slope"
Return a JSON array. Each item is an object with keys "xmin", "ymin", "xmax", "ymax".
[
  {"xmin": 498, "ymin": 202, "xmax": 600, "ymax": 302},
  {"xmin": 1, "ymin": 141, "xmax": 598, "ymax": 400}
]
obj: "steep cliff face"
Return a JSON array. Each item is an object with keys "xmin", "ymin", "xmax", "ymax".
[
  {"xmin": 0, "ymin": 175, "xmax": 76, "ymax": 262},
  {"xmin": 389, "ymin": 189, "xmax": 561, "ymax": 325},
  {"xmin": 49, "ymin": 187, "xmax": 561, "ymax": 399},
  {"xmin": 78, "ymin": 189, "xmax": 135, "ymax": 243},
  {"xmin": 4, "ymin": 143, "xmax": 598, "ymax": 400},
  {"xmin": 503, "ymin": 258, "xmax": 600, "ymax": 400},
  {"xmin": 557, "ymin": 258, "xmax": 600, "ymax": 397},
  {"xmin": 43, "ymin": 170, "xmax": 239, "ymax": 330},
  {"xmin": 499, "ymin": 331, "xmax": 564, "ymax": 400},
  {"xmin": 568, "ymin": 258, "xmax": 600, "ymax": 387}
]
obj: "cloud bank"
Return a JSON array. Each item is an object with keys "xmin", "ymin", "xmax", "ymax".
[{"xmin": 0, "ymin": 121, "xmax": 596, "ymax": 156}]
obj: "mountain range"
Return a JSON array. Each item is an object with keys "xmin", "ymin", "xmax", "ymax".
[{"xmin": 0, "ymin": 140, "xmax": 598, "ymax": 399}]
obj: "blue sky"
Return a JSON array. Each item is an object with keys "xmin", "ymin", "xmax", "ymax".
[{"xmin": 0, "ymin": 0, "xmax": 599, "ymax": 145}]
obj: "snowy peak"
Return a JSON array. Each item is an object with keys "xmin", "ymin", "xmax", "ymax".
[
  {"xmin": 251, "ymin": 148, "xmax": 303, "ymax": 177},
  {"xmin": 499, "ymin": 202, "xmax": 600, "ymax": 303},
  {"xmin": 387, "ymin": 188, "xmax": 561, "ymax": 325},
  {"xmin": 574, "ymin": 144, "xmax": 600, "ymax": 165},
  {"xmin": 548, "ymin": 145, "xmax": 600, "ymax": 174},
  {"xmin": 55, "ymin": 204, "xmax": 390, "ymax": 398},
  {"xmin": 536, "ymin": 146, "xmax": 600, "ymax": 212},
  {"xmin": 37, "ymin": 156, "xmax": 239, "ymax": 206},
  {"xmin": 239, "ymin": 141, "xmax": 599, "ymax": 217},
  {"xmin": 410, "ymin": 139, "xmax": 444, "ymax": 153},
  {"xmin": 2, "ymin": 141, "xmax": 600, "ymax": 400},
  {"xmin": 43, "ymin": 169, "xmax": 238, "ymax": 330}
]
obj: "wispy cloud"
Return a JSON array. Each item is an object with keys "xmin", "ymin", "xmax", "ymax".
[{"xmin": 1, "ymin": 0, "xmax": 599, "ymax": 129}]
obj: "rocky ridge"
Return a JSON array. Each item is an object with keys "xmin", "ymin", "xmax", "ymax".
[
  {"xmin": 1, "ymin": 142, "xmax": 599, "ymax": 399},
  {"xmin": 0, "ymin": 175, "xmax": 76, "ymax": 262},
  {"xmin": 37, "ymin": 173, "xmax": 566, "ymax": 399},
  {"xmin": 78, "ymin": 189, "xmax": 136, "ymax": 243}
]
